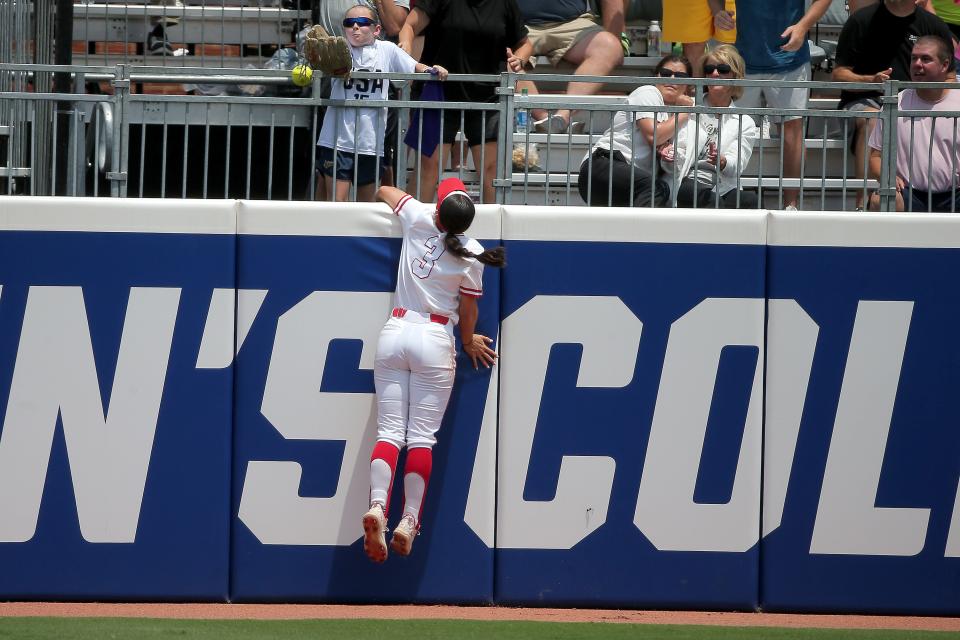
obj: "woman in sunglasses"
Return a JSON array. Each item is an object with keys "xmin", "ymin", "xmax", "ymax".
[
  {"xmin": 317, "ymin": 5, "xmax": 448, "ymax": 202},
  {"xmin": 658, "ymin": 44, "xmax": 759, "ymax": 209},
  {"xmin": 577, "ymin": 54, "xmax": 695, "ymax": 208}
]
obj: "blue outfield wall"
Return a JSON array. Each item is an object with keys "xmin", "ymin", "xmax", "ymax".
[
  {"xmin": 0, "ymin": 199, "xmax": 236, "ymax": 601},
  {"xmin": 495, "ymin": 207, "xmax": 766, "ymax": 609},
  {"xmin": 0, "ymin": 197, "xmax": 957, "ymax": 612},
  {"xmin": 229, "ymin": 201, "xmax": 499, "ymax": 603},
  {"xmin": 761, "ymin": 213, "xmax": 960, "ymax": 615}
]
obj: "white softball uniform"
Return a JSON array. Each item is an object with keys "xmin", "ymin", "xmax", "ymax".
[{"xmin": 373, "ymin": 193, "xmax": 485, "ymax": 449}]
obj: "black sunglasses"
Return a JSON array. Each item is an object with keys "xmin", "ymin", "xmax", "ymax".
[
  {"xmin": 658, "ymin": 69, "xmax": 691, "ymax": 78},
  {"xmin": 703, "ymin": 63, "xmax": 733, "ymax": 75},
  {"xmin": 343, "ymin": 16, "xmax": 375, "ymax": 27}
]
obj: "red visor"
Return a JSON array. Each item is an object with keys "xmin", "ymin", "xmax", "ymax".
[{"xmin": 437, "ymin": 177, "xmax": 468, "ymax": 210}]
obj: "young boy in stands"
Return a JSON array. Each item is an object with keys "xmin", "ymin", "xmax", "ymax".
[{"xmin": 316, "ymin": 5, "xmax": 447, "ymax": 202}]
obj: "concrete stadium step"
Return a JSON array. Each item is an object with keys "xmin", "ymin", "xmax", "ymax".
[
  {"xmin": 515, "ymin": 95, "xmax": 846, "ymax": 139},
  {"xmin": 512, "ymin": 133, "xmax": 852, "ymax": 178},
  {"xmin": 0, "ymin": 167, "xmax": 32, "ymax": 178},
  {"xmin": 117, "ymin": 101, "xmax": 312, "ymax": 126},
  {"xmin": 69, "ymin": 52, "xmax": 278, "ymax": 67},
  {"xmin": 73, "ymin": 4, "xmax": 308, "ymax": 45},
  {"xmin": 505, "ymin": 181, "xmax": 864, "ymax": 210},
  {"xmin": 420, "ymin": 167, "xmax": 870, "ymax": 210}
]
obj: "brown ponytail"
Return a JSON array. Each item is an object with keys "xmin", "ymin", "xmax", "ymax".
[
  {"xmin": 438, "ymin": 193, "xmax": 507, "ymax": 268},
  {"xmin": 443, "ymin": 233, "xmax": 507, "ymax": 267}
]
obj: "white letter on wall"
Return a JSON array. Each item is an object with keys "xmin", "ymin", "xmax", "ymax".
[
  {"xmin": 497, "ymin": 296, "xmax": 641, "ymax": 549},
  {"xmin": 238, "ymin": 291, "xmax": 391, "ymax": 545},
  {"xmin": 763, "ymin": 299, "xmax": 819, "ymax": 537},
  {"xmin": 945, "ymin": 477, "xmax": 960, "ymax": 557},
  {"xmin": 811, "ymin": 300, "xmax": 930, "ymax": 556},
  {"xmin": 635, "ymin": 297, "xmax": 764, "ymax": 552},
  {"xmin": 0, "ymin": 286, "xmax": 180, "ymax": 543},
  {"xmin": 463, "ymin": 341, "xmax": 499, "ymax": 548}
]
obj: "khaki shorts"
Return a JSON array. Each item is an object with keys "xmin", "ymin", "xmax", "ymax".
[
  {"xmin": 527, "ymin": 14, "xmax": 603, "ymax": 66},
  {"xmin": 738, "ymin": 65, "xmax": 810, "ymax": 121}
]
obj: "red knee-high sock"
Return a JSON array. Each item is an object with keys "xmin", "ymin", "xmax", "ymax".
[
  {"xmin": 370, "ymin": 440, "xmax": 400, "ymax": 516},
  {"xmin": 402, "ymin": 446, "xmax": 433, "ymax": 527}
]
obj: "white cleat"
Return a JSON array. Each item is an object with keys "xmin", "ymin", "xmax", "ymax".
[
  {"xmin": 390, "ymin": 514, "xmax": 418, "ymax": 557},
  {"xmin": 362, "ymin": 504, "xmax": 388, "ymax": 563}
]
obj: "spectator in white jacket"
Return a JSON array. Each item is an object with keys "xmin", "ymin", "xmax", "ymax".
[{"xmin": 659, "ymin": 44, "xmax": 759, "ymax": 208}]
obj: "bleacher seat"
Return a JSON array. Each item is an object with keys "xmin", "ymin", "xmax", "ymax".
[{"xmin": 71, "ymin": 1, "xmax": 309, "ymax": 67}]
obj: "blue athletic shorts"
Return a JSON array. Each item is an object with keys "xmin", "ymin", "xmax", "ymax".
[{"xmin": 316, "ymin": 146, "xmax": 386, "ymax": 185}]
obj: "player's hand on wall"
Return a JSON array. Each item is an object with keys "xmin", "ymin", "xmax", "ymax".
[{"xmin": 464, "ymin": 334, "xmax": 497, "ymax": 369}]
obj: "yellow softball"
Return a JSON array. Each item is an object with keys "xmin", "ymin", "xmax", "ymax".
[{"xmin": 291, "ymin": 64, "xmax": 313, "ymax": 87}]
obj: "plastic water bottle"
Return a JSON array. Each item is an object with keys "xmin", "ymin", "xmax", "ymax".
[
  {"xmin": 515, "ymin": 88, "xmax": 529, "ymax": 133},
  {"xmin": 646, "ymin": 20, "xmax": 661, "ymax": 57}
]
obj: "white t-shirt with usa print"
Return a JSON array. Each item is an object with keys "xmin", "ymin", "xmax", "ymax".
[{"xmin": 318, "ymin": 40, "xmax": 417, "ymax": 156}]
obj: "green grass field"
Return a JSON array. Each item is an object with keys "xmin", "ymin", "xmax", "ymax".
[{"xmin": 0, "ymin": 618, "xmax": 957, "ymax": 640}]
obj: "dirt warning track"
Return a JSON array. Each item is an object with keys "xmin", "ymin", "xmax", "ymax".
[{"xmin": 1, "ymin": 603, "xmax": 959, "ymax": 632}]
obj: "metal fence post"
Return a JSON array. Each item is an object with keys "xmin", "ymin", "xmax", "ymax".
[
  {"xmin": 396, "ymin": 80, "xmax": 411, "ymax": 194},
  {"xmin": 878, "ymin": 79, "xmax": 899, "ymax": 213},
  {"xmin": 111, "ymin": 64, "xmax": 130, "ymax": 197},
  {"xmin": 494, "ymin": 72, "xmax": 515, "ymax": 205}
]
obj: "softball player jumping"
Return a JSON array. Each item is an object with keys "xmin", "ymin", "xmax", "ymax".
[{"xmin": 362, "ymin": 178, "xmax": 505, "ymax": 563}]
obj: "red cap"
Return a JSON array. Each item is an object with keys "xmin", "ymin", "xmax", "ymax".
[{"xmin": 437, "ymin": 177, "xmax": 468, "ymax": 209}]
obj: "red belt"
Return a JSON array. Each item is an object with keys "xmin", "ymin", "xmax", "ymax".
[{"xmin": 392, "ymin": 307, "xmax": 450, "ymax": 325}]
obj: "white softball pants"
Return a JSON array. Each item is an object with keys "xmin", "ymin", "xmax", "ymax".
[{"xmin": 373, "ymin": 312, "xmax": 456, "ymax": 449}]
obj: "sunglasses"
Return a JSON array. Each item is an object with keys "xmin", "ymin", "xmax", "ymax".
[
  {"xmin": 658, "ymin": 69, "xmax": 691, "ymax": 78},
  {"xmin": 343, "ymin": 16, "xmax": 375, "ymax": 27},
  {"xmin": 703, "ymin": 63, "xmax": 733, "ymax": 75}
]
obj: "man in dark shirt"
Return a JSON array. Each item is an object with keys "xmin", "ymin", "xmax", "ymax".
[
  {"xmin": 399, "ymin": 0, "xmax": 531, "ymax": 202},
  {"xmin": 832, "ymin": 0, "xmax": 953, "ymax": 209},
  {"xmin": 514, "ymin": 0, "xmax": 624, "ymax": 132}
]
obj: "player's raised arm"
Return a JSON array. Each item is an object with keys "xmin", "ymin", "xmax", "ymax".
[{"xmin": 375, "ymin": 185, "xmax": 408, "ymax": 211}]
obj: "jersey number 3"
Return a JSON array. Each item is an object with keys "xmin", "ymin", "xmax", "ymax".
[{"xmin": 411, "ymin": 235, "xmax": 443, "ymax": 279}]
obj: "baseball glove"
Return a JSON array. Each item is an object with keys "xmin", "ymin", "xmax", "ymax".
[{"xmin": 302, "ymin": 25, "xmax": 352, "ymax": 77}]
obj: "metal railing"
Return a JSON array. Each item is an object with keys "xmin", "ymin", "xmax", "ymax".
[{"xmin": 2, "ymin": 63, "xmax": 960, "ymax": 212}]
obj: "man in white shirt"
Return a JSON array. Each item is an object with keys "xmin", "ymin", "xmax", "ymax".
[{"xmin": 868, "ymin": 36, "xmax": 960, "ymax": 211}]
